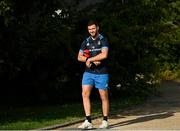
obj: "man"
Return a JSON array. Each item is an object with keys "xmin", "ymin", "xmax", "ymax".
[{"xmin": 77, "ymin": 20, "xmax": 110, "ymax": 129}]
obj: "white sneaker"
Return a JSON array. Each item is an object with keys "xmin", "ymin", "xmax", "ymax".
[
  {"xmin": 78, "ymin": 120, "xmax": 93, "ymax": 129},
  {"xmin": 99, "ymin": 120, "xmax": 109, "ymax": 129}
]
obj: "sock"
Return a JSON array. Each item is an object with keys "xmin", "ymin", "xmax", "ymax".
[
  {"xmin": 103, "ymin": 116, "xmax": 108, "ymax": 121},
  {"xmin": 86, "ymin": 115, "xmax": 91, "ymax": 123}
]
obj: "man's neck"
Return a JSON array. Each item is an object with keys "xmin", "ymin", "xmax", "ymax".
[{"xmin": 91, "ymin": 33, "xmax": 99, "ymax": 40}]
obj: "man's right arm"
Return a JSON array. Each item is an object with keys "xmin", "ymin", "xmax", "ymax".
[
  {"xmin": 78, "ymin": 51, "xmax": 93, "ymax": 68},
  {"xmin": 78, "ymin": 40, "xmax": 87, "ymax": 63},
  {"xmin": 77, "ymin": 51, "xmax": 87, "ymax": 62}
]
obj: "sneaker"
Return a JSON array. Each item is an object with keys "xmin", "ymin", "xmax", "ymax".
[
  {"xmin": 99, "ymin": 120, "xmax": 109, "ymax": 129},
  {"xmin": 78, "ymin": 120, "xmax": 93, "ymax": 129}
]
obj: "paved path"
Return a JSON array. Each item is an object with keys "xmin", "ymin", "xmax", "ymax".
[{"xmin": 59, "ymin": 80, "xmax": 180, "ymax": 130}]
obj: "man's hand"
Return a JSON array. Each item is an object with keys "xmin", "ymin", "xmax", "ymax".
[
  {"xmin": 89, "ymin": 62, "xmax": 96, "ymax": 70},
  {"xmin": 86, "ymin": 59, "xmax": 101, "ymax": 69},
  {"xmin": 93, "ymin": 61, "xmax": 101, "ymax": 66},
  {"xmin": 86, "ymin": 59, "xmax": 91, "ymax": 68}
]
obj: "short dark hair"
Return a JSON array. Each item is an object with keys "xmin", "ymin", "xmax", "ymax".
[{"xmin": 87, "ymin": 20, "xmax": 99, "ymax": 27}]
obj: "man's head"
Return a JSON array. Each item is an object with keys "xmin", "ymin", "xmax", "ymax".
[{"xmin": 87, "ymin": 20, "xmax": 99, "ymax": 39}]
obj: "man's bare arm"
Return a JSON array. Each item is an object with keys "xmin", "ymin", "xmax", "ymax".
[
  {"xmin": 77, "ymin": 52, "xmax": 87, "ymax": 62},
  {"xmin": 88, "ymin": 48, "xmax": 108, "ymax": 63}
]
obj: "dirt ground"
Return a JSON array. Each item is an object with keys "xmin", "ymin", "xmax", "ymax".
[{"xmin": 59, "ymin": 80, "xmax": 180, "ymax": 130}]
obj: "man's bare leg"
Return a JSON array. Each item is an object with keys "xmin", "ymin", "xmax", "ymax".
[
  {"xmin": 98, "ymin": 89, "xmax": 109, "ymax": 128},
  {"xmin": 82, "ymin": 85, "xmax": 93, "ymax": 116},
  {"xmin": 78, "ymin": 85, "xmax": 93, "ymax": 129},
  {"xmin": 99, "ymin": 89, "xmax": 109, "ymax": 117}
]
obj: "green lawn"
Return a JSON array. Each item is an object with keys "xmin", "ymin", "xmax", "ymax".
[{"xmin": 0, "ymin": 97, "xmax": 144, "ymax": 130}]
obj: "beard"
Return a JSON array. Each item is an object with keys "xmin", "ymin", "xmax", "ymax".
[{"xmin": 90, "ymin": 31, "xmax": 98, "ymax": 39}]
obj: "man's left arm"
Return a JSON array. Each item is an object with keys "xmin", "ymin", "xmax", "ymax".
[{"xmin": 86, "ymin": 47, "xmax": 108, "ymax": 65}]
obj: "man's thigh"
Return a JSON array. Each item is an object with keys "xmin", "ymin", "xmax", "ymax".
[
  {"xmin": 82, "ymin": 72, "xmax": 95, "ymax": 86},
  {"xmin": 94, "ymin": 74, "xmax": 109, "ymax": 90}
]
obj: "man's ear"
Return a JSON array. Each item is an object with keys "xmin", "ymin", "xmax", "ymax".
[{"xmin": 97, "ymin": 26, "xmax": 99, "ymax": 31}]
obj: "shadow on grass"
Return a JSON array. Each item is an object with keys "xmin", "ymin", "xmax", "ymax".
[
  {"xmin": 0, "ymin": 103, "xmax": 85, "ymax": 129},
  {"xmin": 0, "ymin": 97, "xmax": 140, "ymax": 130}
]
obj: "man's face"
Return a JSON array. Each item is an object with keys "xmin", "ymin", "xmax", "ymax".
[{"xmin": 87, "ymin": 24, "xmax": 98, "ymax": 38}]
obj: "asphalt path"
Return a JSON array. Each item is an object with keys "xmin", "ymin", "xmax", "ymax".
[{"xmin": 58, "ymin": 80, "xmax": 180, "ymax": 130}]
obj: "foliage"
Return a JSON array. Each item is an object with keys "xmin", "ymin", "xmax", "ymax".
[
  {"xmin": 0, "ymin": 0, "xmax": 14, "ymax": 26},
  {"xmin": 0, "ymin": 0, "xmax": 180, "ymax": 106}
]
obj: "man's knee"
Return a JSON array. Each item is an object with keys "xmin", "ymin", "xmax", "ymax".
[
  {"xmin": 100, "ymin": 93, "xmax": 108, "ymax": 101},
  {"xmin": 99, "ymin": 90, "xmax": 108, "ymax": 101},
  {"xmin": 82, "ymin": 91, "xmax": 90, "ymax": 98}
]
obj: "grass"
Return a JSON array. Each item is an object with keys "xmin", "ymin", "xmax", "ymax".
[{"xmin": 0, "ymin": 97, "xmax": 145, "ymax": 130}]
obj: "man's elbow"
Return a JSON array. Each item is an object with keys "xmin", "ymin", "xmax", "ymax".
[
  {"xmin": 101, "ymin": 50, "xmax": 108, "ymax": 60},
  {"xmin": 77, "ymin": 55, "xmax": 83, "ymax": 62},
  {"xmin": 77, "ymin": 56, "xmax": 81, "ymax": 61},
  {"xmin": 104, "ymin": 55, "xmax": 108, "ymax": 59},
  {"xmin": 102, "ymin": 53, "xmax": 108, "ymax": 59}
]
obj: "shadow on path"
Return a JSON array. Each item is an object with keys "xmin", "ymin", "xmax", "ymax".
[
  {"xmin": 110, "ymin": 111, "xmax": 174, "ymax": 128},
  {"xmin": 109, "ymin": 80, "xmax": 180, "ymax": 129},
  {"xmin": 60, "ymin": 80, "xmax": 180, "ymax": 130}
]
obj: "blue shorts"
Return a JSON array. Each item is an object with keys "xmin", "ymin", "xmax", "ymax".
[{"xmin": 82, "ymin": 72, "xmax": 109, "ymax": 90}]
